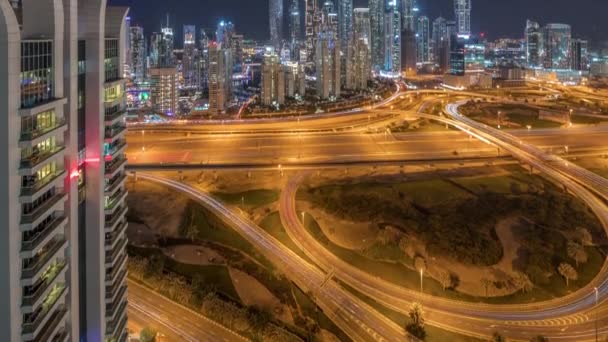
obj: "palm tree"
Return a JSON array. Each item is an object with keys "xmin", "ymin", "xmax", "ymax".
[
  {"xmin": 558, "ymin": 263, "xmax": 578, "ymax": 287},
  {"xmin": 405, "ymin": 302, "xmax": 426, "ymax": 339},
  {"xmin": 481, "ymin": 278, "xmax": 493, "ymax": 297},
  {"xmin": 567, "ymin": 241, "xmax": 588, "ymax": 267},
  {"xmin": 513, "ymin": 272, "xmax": 533, "ymax": 294}
]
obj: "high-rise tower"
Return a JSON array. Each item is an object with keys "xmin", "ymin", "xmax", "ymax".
[
  {"xmin": 183, "ymin": 25, "xmax": 197, "ymax": 89},
  {"xmin": 0, "ymin": 1, "xmax": 130, "ymax": 341},
  {"xmin": 269, "ymin": 0, "xmax": 284, "ymax": 48},
  {"xmin": 369, "ymin": 0, "xmax": 385, "ymax": 70},
  {"xmin": 417, "ymin": 16, "xmax": 430, "ymax": 63},
  {"xmin": 454, "ymin": 0, "xmax": 472, "ymax": 37},
  {"xmin": 130, "ymin": 25, "xmax": 147, "ymax": 82},
  {"xmin": 337, "ymin": 0, "xmax": 353, "ymax": 50},
  {"xmin": 525, "ymin": 20, "xmax": 543, "ymax": 68},
  {"xmin": 384, "ymin": 0, "xmax": 402, "ymax": 73}
]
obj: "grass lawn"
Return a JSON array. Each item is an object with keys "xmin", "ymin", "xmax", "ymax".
[
  {"xmin": 299, "ymin": 178, "xmax": 471, "ymax": 210},
  {"xmin": 181, "ymin": 200, "xmax": 275, "ymax": 270},
  {"xmin": 450, "ymin": 173, "xmax": 545, "ymax": 195},
  {"xmin": 571, "ymin": 115, "xmax": 605, "ymax": 124},
  {"xmin": 338, "ymin": 281, "xmax": 485, "ymax": 342},
  {"xmin": 128, "ymin": 245, "xmax": 240, "ymax": 301},
  {"xmin": 211, "ymin": 189, "xmax": 279, "ymax": 208},
  {"xmin": 505, "ymin": 113, "xmax": 563, "ymax": 129},
  {"xmin": 258, "ymin": 211, "xmax": 317, "ymax": 265},
  {"xmin": 305, "ymin": 194, "xmax": 604, "ymax": 304}
]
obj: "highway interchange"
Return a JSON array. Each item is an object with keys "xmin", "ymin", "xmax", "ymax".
[{"xmin": 126, "ymin": 83, "xmax": 608, "ymax": 341}]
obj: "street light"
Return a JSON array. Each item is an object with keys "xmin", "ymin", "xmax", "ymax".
[
  {"xmin": 301, "ymin": 211, "xmax": 305, "ymax": 224},
  {"xmin": 595, "ymin": 287, "xmax": 599, "ymax": 342},
  {"xmin": 419, "ymin": 268, "xmax": 424, "ymax": 293}
]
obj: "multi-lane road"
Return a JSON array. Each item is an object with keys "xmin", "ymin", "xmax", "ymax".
[
  {"xmin": 133, "ymin": 173, "xmax": 412, "ymax": 342},
  {"xmin": 125, "ymin": 85, "xmax": 608, "ymax": 341},
  {"xmin": 125, "ymin": 125, "xmax": 608, "ymax": 169},
  {"xmin": 127, "ymin": 280, "xmax": 248, "ymax": 341}
]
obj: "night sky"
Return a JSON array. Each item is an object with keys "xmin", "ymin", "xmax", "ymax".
[{"xmin": 108, "ymin": 0, "xmax": 607, "ymax": 47}]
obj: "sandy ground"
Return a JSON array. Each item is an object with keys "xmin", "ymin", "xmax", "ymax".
[
  {"xmin": 161, "ymin": 245, "xmax": 226, "ymax": 265},
  {"xmin": 299, "ymin": 201, "xmax": 378, "ymax": 250},
  {"xmin": 229, "ymin": 268, "xmax": 294, "ymax": 325},
  {"xmin": 426, "ymin": 216, "xmax": 523, "ymax": 297}
]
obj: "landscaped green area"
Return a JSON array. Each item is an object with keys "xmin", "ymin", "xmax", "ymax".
[
  {"xmin": 460, "ymin": 102, "xmax": 563, "ymax": 129},
  {"xmin": 211, "ymin": 189, "xmax": 279, "ymax": 208},
  {"xmin": 259, "ymin": 211, "xmax": 316, "ymax": 265},
  {"xmin": 298, "ymin": 168, "xmax": 606, "ymax": 304},
  {"xmin": 129, "ymin": 194, "xmax": 350, "ymax": 341},
  {"xmin": 338, "ymin": 281, "xmax": 485, "ymax": 342},
  {"xmin": 390, "ymin": 119, "xmax": 453, "ymax": 133}
]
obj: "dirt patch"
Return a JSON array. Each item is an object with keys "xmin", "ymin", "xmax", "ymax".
[
  {"xmin": 299, "ymin": 201, "xmax": 378, "ymax": 250},
  {"xmin": 229, "ymin": 268, "xmax": 294, "ymax": 325},
  {"xmin": 127, "ymin": 179, "xmax": 187, "ymax": 238},
  {"xmin": 427, "ymin": 216, "xmax": 523, "ymax": 297},
  {"xmin": 161, "ymin": 245, "xmax": 226, "ymax": 266}
]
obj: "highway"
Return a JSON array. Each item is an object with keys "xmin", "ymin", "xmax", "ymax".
[
  {"xmin": 125, "ymin": 126, "xmax": 608, "ymax": 168},
  {"xmin": 280, "ymin": 171, "xmax": 608, "ymax": 341},
  {"xmin": 123, "ymin": 84, "xmax": 608, "ymax": 341},
  {"xmin": 127, "ymin": 280, "xmax": 248, "ymax": 341},
  {"xmin": 133, "ymin": 173, "xmax": 413, "ymax": 342}
]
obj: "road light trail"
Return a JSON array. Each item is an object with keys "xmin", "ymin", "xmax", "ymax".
[{"xmin": 132, "ymin": 172, "xmax": 412, "ymax": 342}]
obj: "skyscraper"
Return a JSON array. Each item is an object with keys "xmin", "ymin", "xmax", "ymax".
[
  {"xmin": 316, "ymin": 30, "xmax": 341, "ymax": 99},
  {"xmin": 150, "ymin": 67, "xmax": 179, "ymax": 115},
  {"xmin": 130, "ymin": 25, "xmax": 147, "ymax": 82},
  {"xmin": 432, "ymin": 17, "xmax": 448, "ymax": 63},
  {"xmin": 183, "ymin": 25, "xmax": 197, "ymax": 89},
  {"xmin": 454, "ymin": 0, "xmax": 472, "ymax": 37},
  {"xmin": 208, "ymin": 42, "xmax": 232, "ymax": 114},
  {"xmin": 384, "ymin": 0, "xmax": 402, "ymax": 73},
  {"xmin": 417, "ymin": 16, "xmax": 430, "ymax": 63},
  {"xmin": 337, "ymin": 0, "xmax": 353, "ymax": 50},
  {"xmin": 261, "ymin": 50, "xmax": 286, "ymax": 106},
  {"xmin": 0, "ymin": 2, "xmax": 129, "ymax": 341},
  {"xmin": 289, "ymin": 0, "xmax": 301, "ymax": 45},
  {"xmin": 305, "ymin": 0, "xmax": 319, "ymax": 62},
  {"xmin": 197, "ymin": 29, "xmax": 210, "ymax": 90},
  {"xmin": 369, "ymin": 0, "xmax": 385, "ymax": 70},
  {"xmin": 401, "ymin": 0, "xmax": 417, "ymax": 75},
  {"xmin": 160, "ymin": 20, "xmax": 175, "ymax": 67},
  {"xmin": 525, "ymin": 20, "xmax": 543, "ymax": 68},
  {"xmin": 570, "ymin": 38, "xmax": 588, "ymax": 71},
  {"xmin": 402, "ymin": 0, "xmax": 417, "ymax": 31},
  {"xmin": 347, "ymin": 8, "xmax": 372, "ymax": 90},
  {"xmin": 269, "ymin": 0, "xmax": 283, "ymax": 48},
  {"xmin": 543, "ymin": 23, "xmax": 571, "ymax": 70}
]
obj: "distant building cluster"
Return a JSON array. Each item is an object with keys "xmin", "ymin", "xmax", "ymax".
[{"xmin": 124, "ymin": 0, "xmax": 603, "ymax": 114}]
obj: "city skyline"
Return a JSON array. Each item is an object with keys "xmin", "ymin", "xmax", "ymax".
[{"xmin": 111, "ymin": 0, "xmax": 608, "ymax": 46}]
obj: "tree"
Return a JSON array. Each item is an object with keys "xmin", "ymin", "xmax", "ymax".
[
  {"xmin": 567, "ymin": 241, "xmax": 588, "ymax": 267},
  {"xmin": 575, "ymin": 227, "xmax": 593, "ymax": 246},
  {"xmin": 513, "ymin": 272, "xmax": 533, "ymax": 294},
  {"xmin": 436, "ymin": 269, "xmax": 452, "ymax": 291},
  {"xmin": 557, "ymin": 263, "xmax": 578, "ymax": 287},
  {"xmin": 405, "ymin": 302, "xmax": 426, "ymax": 339},
  {"xmin": 492, "ymin": 332, "xmax": 506, "ymax": 342},
  {"xmin": 529, "ymin": 336, "xmax": 549, "ymax": 342},
  {"xmin": 481, "ymin": 278, "xmax": 493, "ymax": 297},
  {"xmin": 139, "ymin": 327, "xmax": 157, "ymax": 342},
  {"xmin": 185, "ymin": 222, "xmax": 198, "ymax": 242}
]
